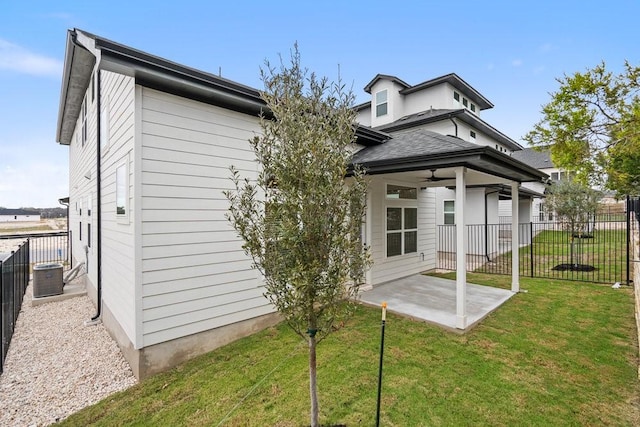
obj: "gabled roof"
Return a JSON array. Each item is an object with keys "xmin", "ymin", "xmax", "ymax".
[
  {"xmin": 401, "ymin": 73, "xmax": 494, "ymax": 110},
  {"xmin": 374, "ymin": 108, "xmax": 523, "ymax": 151},
  {"xmin": 363, "ymin": 74, "xmax": 411, "ymax": 94},
  {"xmin": 56, "ymin": 29, "xmax": 389, "ymax": 147},
  {"xmin": 350, "ymin": 128, "xmax": 547, "ymax": 183},
  {"xmin": 511, "ymin": 148, "xmax": 553, "ymax": 169}
]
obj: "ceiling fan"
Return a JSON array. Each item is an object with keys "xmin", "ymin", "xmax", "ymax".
[{"xmin": 423, "ymin": 169, "xmax": 453, "ymax": 182}]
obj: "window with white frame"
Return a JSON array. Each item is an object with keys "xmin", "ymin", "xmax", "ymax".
[
  {"xmin": 375, "ymin": 90, "xmax": 388, "ymax": 117},
  {"xmin": 385, "ymin": 184, "xmax": 418, "ymax": 257},
  {"xmin": 443, "ymin": 200, "xmax": 455, "ymax": 225},
  {"xmin": 116, "ymin": 161, "xmax": 128, "ymax": 217},
  {"xmin": 81, "ymin": 96, "xmax": 87, "ymax": 147}
]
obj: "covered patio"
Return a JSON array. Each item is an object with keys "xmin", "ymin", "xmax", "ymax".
[
  {"xmin": 351, "ymin": 128, "xmax": 548, "ymax": 330},
  {"xmin": 360, "ymin": 274, "xmax": 513, "ymax": 331}
]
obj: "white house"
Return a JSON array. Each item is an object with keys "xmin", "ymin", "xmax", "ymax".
[
  {"xmin": 56, "ymin": 29, "xmax": 546, "ymax": 379},
  {"xmin": 502, "ymin": 148, "xmax": 559, "ymax": 222},
  {"xmin": 354, "ymin": 74, "xmax": 542, "ymax": 251},
  {"xmin": 0, "ymin": 209, "xmax": 41, "ymax": 222}
]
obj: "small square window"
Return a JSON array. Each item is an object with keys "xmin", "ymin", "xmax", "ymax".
[
  {"xmin": 463, "ymin": 98, "xmax": 468, "ymax": 107},
  {"xmin": 453, "ymin": 92, "xmax": 460, "ymax": 101},
  {"xmin": 470, "ymin": 130, "xmax": 476, "ymax": 139},
  {"xmin": 471, "ymin": 103, "xmax": 476, "ymax": 112},
  {"xmin": 87, "ymin": 223, "xmax": 91, "ymax": 248},
  {"xmin": 79, "ymin": 221, "xmax": 82, "ymax": 241}
]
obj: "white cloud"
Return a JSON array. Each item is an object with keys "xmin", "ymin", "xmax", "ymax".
[
  {"xmin": 0, "ymin": 39, "xmax": 62, "ymax": 77},
  {"xmin": 511, "ymin": 59, "xmax": 523, "ymax": 67}
]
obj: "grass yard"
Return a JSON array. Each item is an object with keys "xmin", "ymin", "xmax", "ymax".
[
  {"xmin": 476, "ymin": 227, "xmax": 628, "ymax": 284},
  {"xmin": 61, "ymin": 274, "xmax": 639, "ymax": 426}
]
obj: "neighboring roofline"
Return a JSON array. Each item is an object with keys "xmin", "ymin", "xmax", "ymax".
[
  {"xmin": 353, "ymin": 101, "xmax": 370, "ymax": 112},
  {"xmin": 400, "ymin": 73, "xmax": 494, "ymax": 110},
  {"xmin": 56, "ymin": 29, "xmax": 390, "ymax": 147},
  {"xmin": 376, "ymin": 109, "xmax": 523, "ymax": 151},
  {"xmin": 363, "ymin": 74, "xmax": 411, "ymax": 94},
  {"xmin": 350, "ymin": 146, "xmax": 547, "ymax": 183}
]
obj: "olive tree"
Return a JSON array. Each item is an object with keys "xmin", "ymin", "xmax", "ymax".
[
  {"xmin": 224, "ymin": 46, "xmax": 370, "ymax": 427},
  {"xmin": 546, "ymin": 179, "xmax": 601, "ymax": 268}
]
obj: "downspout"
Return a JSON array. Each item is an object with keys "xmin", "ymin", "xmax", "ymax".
[
  {"xmin": 90, "ymin": 69, "xmax": 103, "ymax": 322},
  {"xmin": 485, "ymin": 189, "xmax": 500, "ymax": 262},
  {"xmin": 58, "ymin": 197, "xmax": 71, "ymax": 268},
  {"xmin": 448, "ymin": 114, "xmax": 458, "ymax": 137}
]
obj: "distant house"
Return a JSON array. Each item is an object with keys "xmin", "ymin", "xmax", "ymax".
[
  {"xmin": 0, "ymin": 209, "xmax": 41, "ymax": 223},
  {"xmin": 56, "ymin": 29, "xmax": 546, "ymax": 379},
  {"xmin": 504, "ymin": 148, "xmax": 561, "ymax": 222}
]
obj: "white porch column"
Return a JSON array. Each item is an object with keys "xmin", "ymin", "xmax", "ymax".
[
  {"xmin": 365, "ymin": 188, "xmax": 373, "ymax": 286},
  {"xmin": 511, "ymin": 181, "xmax": 520, "ymax": 293},
  {"xmin": 455, "ymin": 167, "xmax": 467, "ymax": 329}
]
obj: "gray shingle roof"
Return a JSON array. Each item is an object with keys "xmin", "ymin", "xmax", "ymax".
[
  {"xmin": 351, "ymin": 128, "xmax": 477, "ymax": 164},
  {"xmin": 511, "ymin": 148, "xmax": 553, "ymax": 169}
]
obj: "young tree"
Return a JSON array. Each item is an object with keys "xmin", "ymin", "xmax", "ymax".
[
  {"xmin": 546, "ymin": 179, "xmax": 601, "ymax": 268},
  {"xmin": 224, "ymin": 46, "xmax": 370, "ymax": 427},
  {"xmin": 524, "ymin": 61, "xmax": 640, "ymax": 195}
]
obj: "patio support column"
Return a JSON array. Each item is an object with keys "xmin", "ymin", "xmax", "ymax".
[
  {"xmin": 511, "ymin": 181, "xmax": 520, "ymax": 292},
  {"xmin": 455, "ymin": 167, "xmax": 467, "ymax": 329},
  {"xmin": 365, "ymin": 188, "xmax": 373, "ymax": 286}
]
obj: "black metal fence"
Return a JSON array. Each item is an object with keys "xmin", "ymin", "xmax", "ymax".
[
  {"xmin": 0, "ymin": 231, "xmax": 69, "ymax": 269},
  {"xmin": 438, "ymin": 218, "xmax": 629, "ymax": 284},
  {"xmin": 1, "ymin": 240, "xmax": 30, "ymax": 374}
]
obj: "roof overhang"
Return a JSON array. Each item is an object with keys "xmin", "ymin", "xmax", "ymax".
[
  {"xmin": 350, "ymin": 146, "xmax": 548, "ymax": 183},
  {"xmin": 400, "ymin": 73, "xmax": 494, "ymax": 110},
  {"xmin": 57, "ymin": 29, "xmax": 391, "ymax": 148}
]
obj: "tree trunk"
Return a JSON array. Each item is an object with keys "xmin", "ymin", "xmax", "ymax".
[{"xmin": 309, "ymin": 335, "xmax": 319, "ymax": 427}]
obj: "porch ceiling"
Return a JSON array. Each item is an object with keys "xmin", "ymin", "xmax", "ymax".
[{"xmin": 350, "ymin": 128, "xmax": 548, "ymax": 183}]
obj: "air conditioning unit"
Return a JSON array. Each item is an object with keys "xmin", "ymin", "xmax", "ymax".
[{"xmin": 33, "ymin": 263, "xmax": 64, "ymax": 298}]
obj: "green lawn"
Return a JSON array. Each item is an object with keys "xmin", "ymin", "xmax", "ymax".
[
  {"xmin": 62, "ymin": 274, "xmax": 639, "ymax": 426},
  {"xmin": 477, "ymin": 228, "xmax": 628, "ymax": 284}
]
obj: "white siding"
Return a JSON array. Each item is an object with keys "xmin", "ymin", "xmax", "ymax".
[
  {"xmin": 100, "ymin": 72, "xmax": 138, "ymax": 347},
  {"xmin": 403, "ymin": 84, "xmax": 448, "ymax": 115},
  {"xmin": 139, "ymin": 87, "xmax": 270, "ymax": 347},
  {"xmin": 368, "ymin": 176, "xmax": 436, "ymax": 285}
]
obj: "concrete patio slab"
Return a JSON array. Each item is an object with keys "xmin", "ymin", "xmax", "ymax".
[
  {"xmin": 360, "ymin": 274, "xmax": 514, "ymax": 332},
  {"xmin": 31, "ymin": 280, "xmax": 86, "ymax": 306}
]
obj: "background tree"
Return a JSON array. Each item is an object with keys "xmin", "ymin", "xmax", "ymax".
[
  {"xmin": 546, "ymin": 179, "xmax": 601, "ymax": 268},
  {"xmin": 524, "ymin": 61, "xmax": 640, "ymax": 195},
  {"xmin": 224, "ymin": 46, "xmax": 370, "ymax": 427}
]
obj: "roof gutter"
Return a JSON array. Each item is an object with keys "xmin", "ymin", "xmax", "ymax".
[{"xmin": 56, "ymin": 31, "xmax": 77, "ymax": 144}]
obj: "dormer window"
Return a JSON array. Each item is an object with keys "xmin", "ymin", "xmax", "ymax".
[{"xmin": 375, "ymin": 90, "xmax": 388, "ymax": 117}]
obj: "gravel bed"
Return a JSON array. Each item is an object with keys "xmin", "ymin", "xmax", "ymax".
[{"xmin": 0, "ymin": 282, "xmax": 137, "ymax": 426}]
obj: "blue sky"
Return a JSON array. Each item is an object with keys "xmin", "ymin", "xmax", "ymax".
[{"xmin": 0, "ymin": 0, "xmax": 638, "ymax": 207}]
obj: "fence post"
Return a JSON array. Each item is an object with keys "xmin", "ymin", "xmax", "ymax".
[
  {"xmin": 530, "ymin": 222, "xmax": 534, "ymax": 278},
  {"xmin": 627, "ymin": 195, "xmax": 631, "ymax": 285},
  {"xmin": 0, "ymin": 258, "xmax": 3, "ymax": 374}
]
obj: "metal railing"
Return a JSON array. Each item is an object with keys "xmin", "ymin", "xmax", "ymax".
[
  {"xmin": 1, "ymin": 239, "xmax": 30, "ymax": 374},
  {"xmin": 0, "ymin": 231, "xmax": 69, "ymax": 269},
  {"xmin": 438, "ymin": 218, "xmax": 629, "ymax": 284}
]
